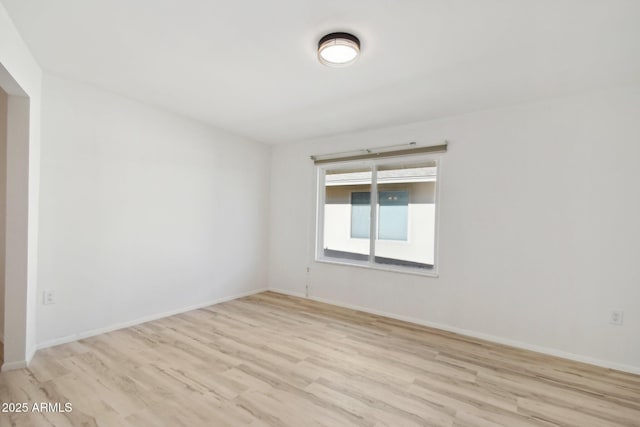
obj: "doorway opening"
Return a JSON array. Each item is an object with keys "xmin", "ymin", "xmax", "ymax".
[{"xmin": 0, "ymin": 62, "xmax": 33, "ymax": 371}]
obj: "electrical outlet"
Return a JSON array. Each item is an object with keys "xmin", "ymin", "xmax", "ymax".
[
  {"xmin": 43, "ymin": 290, "xmax": 55, "ymax": 305},
  {"xmin": 610, "ymin": 310, "xmax": 623, "ymax": 326}
]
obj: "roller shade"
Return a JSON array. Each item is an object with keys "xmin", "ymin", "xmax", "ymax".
[{"xmin": 311, "ymin": 142, "xmax": 447, "ymax": 165}]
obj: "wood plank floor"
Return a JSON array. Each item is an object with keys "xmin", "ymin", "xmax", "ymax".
[{"xmin": 1, "ymin": 291, "xmax": 639, "ymax": 426}]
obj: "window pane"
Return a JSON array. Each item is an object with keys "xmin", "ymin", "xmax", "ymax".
[
  {"xmin": 350, "ymin": 192, "xmax": 370, "ymax": 238},
  {"xmin": 378, "ymin": 191, "xmax": 408, "ymax": 240},
  {"xmin": 375, "ymin": 161, "xmax": 437, "ymax": 270},
  {"xmin": 323, "ymin": 167, "xmax": 371, "ymax": 262}
]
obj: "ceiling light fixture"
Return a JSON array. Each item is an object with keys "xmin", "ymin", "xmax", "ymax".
[{"xmin": 317, "ymin": 32, "xmax": 360, "ymax": 67}]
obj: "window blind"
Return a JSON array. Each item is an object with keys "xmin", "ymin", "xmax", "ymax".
[{"xmin": 311, "ymin": 142, "xmax": 447, "ymax": 165}]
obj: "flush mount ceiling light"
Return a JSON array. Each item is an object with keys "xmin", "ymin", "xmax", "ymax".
[{"xmin": 317, "ymin": 32, "xmax": 360, "ymax": 67}]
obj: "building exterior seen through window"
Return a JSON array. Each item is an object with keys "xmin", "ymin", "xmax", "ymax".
[{"xmin": 318, "ymin": 158, "xmax": 438, "ymax": 272}]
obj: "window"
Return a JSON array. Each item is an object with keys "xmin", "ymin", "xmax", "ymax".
[
  {"xmin": 350, "ymin": 191, "xmax": 409, "ymax": 241},
  {"xmin": 318, "ymin": 157, "xmax": 439, "ymax": 274}
]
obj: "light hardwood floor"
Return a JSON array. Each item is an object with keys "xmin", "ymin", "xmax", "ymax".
[{"xmin": 1, "ymin": 291, "xmax": 639, "ymax": 426}]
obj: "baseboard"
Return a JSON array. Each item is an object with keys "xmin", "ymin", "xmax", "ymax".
[
  {"xmin": 26, "ymin": 345, "xmax": 36, "ymax": 365},
  {"xmin": 0, "ymin": 338, "xmax": 36, "ymax": 372},
  {"xmin": 1, "ymin": 360, "xmax": 29, "ymax": 371},
  {"xmin": 268, "ymin": 288, "xmax": 640, "ymax": 375},
  {"xmin": 36, "ymin": 288, "xmax": 268, "ymax": 351},
  {"xmin": 267, "ymin": 287, "xmax": 306, "ymax": 299}
]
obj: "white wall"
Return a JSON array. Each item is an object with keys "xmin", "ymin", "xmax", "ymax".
[
  {"xmin": 37, "ymin": 74, "xmax": 270, "ymax": 346},
  {"xmin": 0, "ymin": 87, "xmax": 6, "ymax": 343},
  {"xmin": 268, "ymin": 86, "xmax": 640, "ymax": 373},
  {"xmin": 0, "ymin": 1, "xmax": 42, "ymax": 369}
]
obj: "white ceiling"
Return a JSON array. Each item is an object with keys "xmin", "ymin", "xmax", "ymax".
[{"xmin": 3, "ymin": 0, "xmax": 640, "ymax": 144}]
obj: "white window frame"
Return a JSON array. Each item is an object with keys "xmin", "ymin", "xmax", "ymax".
[{"xmin": 315, "ymin": 154, "xmax": 441, "ymax": 277}]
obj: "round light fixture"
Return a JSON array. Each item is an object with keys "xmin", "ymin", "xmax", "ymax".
[{"xmin": 317, "ymin": 32, "xmax": 360, "ymax": 67}]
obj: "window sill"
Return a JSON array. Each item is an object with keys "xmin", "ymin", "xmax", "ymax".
[{"xmin": 315, "ymin": 257, "xmax": 439, "ymax": 278}]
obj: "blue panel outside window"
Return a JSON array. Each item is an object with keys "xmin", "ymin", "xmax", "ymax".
[{"xmin": 350, "ymin": 192, "xmax": 370, "ymax": 238}]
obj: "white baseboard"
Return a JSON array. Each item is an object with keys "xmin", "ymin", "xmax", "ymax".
[
  {"xmin": 1, "ymin": 360, "xmax": 29, "ymax": 371},
  {"xmin": 27, "ymin": 345, "xmax": 36, "ymax": 364},
  {"xmin": 267, "ymin": 288, "xmax": 306, "ymax": 298},
  {"xmin": 36, "ymin": 288, "xmax": 268, "ymax": 351},
  {"xmin": 268, "ymin": 288, "xmax": 640, "ymax": 375},
  {"xmin": 0, "ymin": 338, "xmax": 36, "ymax": 372}
]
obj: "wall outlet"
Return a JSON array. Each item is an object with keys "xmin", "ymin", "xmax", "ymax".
[
  {"xmin": 43, "ymin": 290, "xmax": 55, "ymax": 305},
  {"xmin": 610, "ymin": 310, "xmax": 623, "ymax": 326}
]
